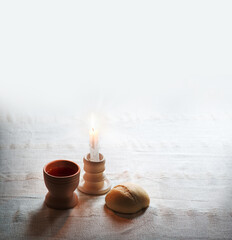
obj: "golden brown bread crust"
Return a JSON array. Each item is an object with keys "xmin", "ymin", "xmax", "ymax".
[{"xmin": 105, "ymin": 182, "xmax": 150, "ymax": 213}]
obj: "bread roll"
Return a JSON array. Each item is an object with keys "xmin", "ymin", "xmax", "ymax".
[{"xmin": 105, "ymin": 182, "xmax": 150, "ymax": 214}]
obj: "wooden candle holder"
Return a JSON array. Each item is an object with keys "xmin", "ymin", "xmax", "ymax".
[{"xmin": 78, "ymin": 153, "xmax": 111, "ymax": 195}]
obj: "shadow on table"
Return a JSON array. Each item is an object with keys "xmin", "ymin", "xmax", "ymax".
[
  {"xmin": 104, "ymin": 204, "xmax": 149, "ymax": 221},
  {"xmin": 26, "ymin": 202, "xmax": 71, "ymax": 237}
]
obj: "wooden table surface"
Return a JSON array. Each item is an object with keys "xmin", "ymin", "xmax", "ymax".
[{"xmin": 0, "ymin": 113, "xmax": 232, "ymax": 240}]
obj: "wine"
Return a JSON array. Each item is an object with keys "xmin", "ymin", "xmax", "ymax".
[{"xmin": 47, "ymin": 167, "xmax": 76, "ymax": 177}]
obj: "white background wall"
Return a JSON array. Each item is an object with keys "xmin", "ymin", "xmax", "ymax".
[{"xmin": 0, "ymin": 0, "xmax": 232, "ymax": 119}]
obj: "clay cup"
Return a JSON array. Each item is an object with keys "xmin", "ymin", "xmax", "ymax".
[{"xmin": 43, "ymin": 160, "xmax": 80, "ymax": 209}]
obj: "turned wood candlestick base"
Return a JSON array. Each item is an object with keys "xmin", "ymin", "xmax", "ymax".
[{"xmin": 78, "ymin": 153, "xmax": 111, "ymax": 195}]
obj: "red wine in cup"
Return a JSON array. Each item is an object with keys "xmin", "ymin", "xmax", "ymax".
[{"xmin": 47, "ymin": 167, "xmax": 76, "ymax": 177}]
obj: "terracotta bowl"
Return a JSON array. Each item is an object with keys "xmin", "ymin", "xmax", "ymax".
[{"xmin": 43, "ymin": 160, "xmax": 80, "ymax": 209}]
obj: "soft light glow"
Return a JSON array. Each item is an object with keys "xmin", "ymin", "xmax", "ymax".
[{"xmin": 89, "ymin": 127, "xmax": 98, "ymax": 148}]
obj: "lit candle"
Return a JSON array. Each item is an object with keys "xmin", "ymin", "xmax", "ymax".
[{"xmin": 89, "ymin": 127, "xmax": 99, "ymax": 161}]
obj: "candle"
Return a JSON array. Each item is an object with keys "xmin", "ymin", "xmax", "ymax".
[{"xmin": 89, "ymin": 127, "xmax": 99, "ymax": 161}]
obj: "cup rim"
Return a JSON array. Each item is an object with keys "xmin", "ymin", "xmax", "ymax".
[{"xmin": 43, "ymin": 159, "xmax": 80, "ymax": 179}]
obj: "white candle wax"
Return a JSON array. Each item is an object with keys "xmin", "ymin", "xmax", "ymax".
[{"xmin": 89, "ymin": 128, "xmax": 99, "ymax": 161}]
